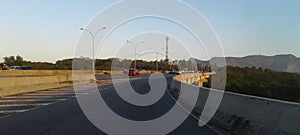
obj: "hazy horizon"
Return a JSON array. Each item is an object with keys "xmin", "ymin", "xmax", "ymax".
[{"xmin": 1, "ymin": 53, "xmax": 298, "ymax": 64}]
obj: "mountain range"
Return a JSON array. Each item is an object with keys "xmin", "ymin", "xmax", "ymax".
[{"xmin": 191, "ymin": 54, "xmax": 300, "ymax": 73}]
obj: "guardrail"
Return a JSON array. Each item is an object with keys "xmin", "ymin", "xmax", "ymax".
[
  {"xmin": 0, "ymin": 70, "xmax": 94, "ymax": 97},
  {"xmin": 170, "ymin": 73, "xmax": 300, "ymax": 135}
]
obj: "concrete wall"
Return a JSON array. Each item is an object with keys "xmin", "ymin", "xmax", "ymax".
[
  {"xmin": 95, "ymin": 70, "xmax": 122, "ymax": 74},
  {"xmin": 170, "ymin": 74, "xmax": 300, "ymax": 135},
  {"xmin": 0, "ymin": 70, "xmax": 94, "ymax": 97},
  {"xmin": 95, "ymin": 70, "xmax": 152, "ymax": 74}
]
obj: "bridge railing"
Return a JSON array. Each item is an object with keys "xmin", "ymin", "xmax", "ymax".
[{"xmin": 170, "ymin": 73, "xmax": 300, "ymax": 135}]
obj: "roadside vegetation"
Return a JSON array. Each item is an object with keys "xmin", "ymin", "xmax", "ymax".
[{"xmin": 223, "ymin": 66, "xmax": 300, "ymax": 103}]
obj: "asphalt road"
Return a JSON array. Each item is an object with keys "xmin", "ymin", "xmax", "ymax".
[{"xmin": 0, "ymin": 74, "xmax": 216, "ymax": 135}]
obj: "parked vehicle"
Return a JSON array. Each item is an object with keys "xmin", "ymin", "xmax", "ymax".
[
  {"xmin": 8, "ymin": 66, "xmax": 33, "ymax": 70},
  {"xmin": 1, "ymin": 64, "xmax": 8, "ymax": 70}
]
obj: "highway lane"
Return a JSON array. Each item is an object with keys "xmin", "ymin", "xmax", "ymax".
[
  {"xmin": 0, "ymin": 74, "xmax": 217, "ymax": 135},
  {"xmin": 0, "ymin": 74, "xmax": 140, "ymax": 117}
]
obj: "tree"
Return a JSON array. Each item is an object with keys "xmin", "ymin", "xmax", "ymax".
[
  {"xmin": 15, "ymin": 55, "xmax": 24, "ymax": 65},
  {"xmin": 3, "ymin": 55, "xmax": 24, "ymax": 66}
]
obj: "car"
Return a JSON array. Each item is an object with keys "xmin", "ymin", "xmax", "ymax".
[
  {"xmin": 8, "ymin": 66, "xmax": 33, "ymax": 70},
  {"xmin": 128, "ymin": 69, "xmax": 139, "ymax": 76}
]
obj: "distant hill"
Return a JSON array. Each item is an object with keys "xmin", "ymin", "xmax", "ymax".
[{"xmin": 191, "ymin": 54, "xmax": 300, "ymax": 73}]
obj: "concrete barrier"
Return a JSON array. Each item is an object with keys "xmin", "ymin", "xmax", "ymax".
[
  {"xmin": 95, "ymin": 70, "xmax": 122, "ymax": 74},
  {"xmin": 170, "ymin": 74, "xmax": 300, "ymax": 135},
  {"xmin": 0, "ymin": 69, "xmax": 152, "ymax": 97},
  {"xmin": 95, "ymin": 70, "xmax": 152, "ymax": 74},
  {"xmin": 0, "ymin": 70, "xmax": 94, "ymax": 97}
]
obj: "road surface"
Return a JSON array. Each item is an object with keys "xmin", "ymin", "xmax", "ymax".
[{"xmin": 0, "ymin": 74, "xmax": 217, "ymax": 135}]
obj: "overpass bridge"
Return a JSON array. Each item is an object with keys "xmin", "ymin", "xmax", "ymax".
[{"xmin": 0, "ymin": 71, "xmax": 299, "ymax": 135}]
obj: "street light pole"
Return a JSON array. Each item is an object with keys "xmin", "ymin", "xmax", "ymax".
[
  {"xmin": 127, "ymin": 40, "xmax": 146, "ymax": 69},
  {"xmin": 150, "ymin": 48, "xmax": 165, "ymax": 72},
  {"xmin": 135, "ymin": 46, "xmax": 137, "ymax": 70},
  {"xmin": 80, "ymin": 27, "xmax": 106, "ymax": 70},
  {"xmin": 156, "ymin": 52, "xmax": 158, "ymax": 71}
]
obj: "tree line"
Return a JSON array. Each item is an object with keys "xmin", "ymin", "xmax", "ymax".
[
  {"xmin": 205, "ymin": 66, "xmax": 300, "ymax": 103},
  {"xmin": 1, "ymin": 55, "xmax": 68, "ymax": 70},
  {"xmin": 1, "ymin": 55, "xmax": 211, "ymax": 71}
]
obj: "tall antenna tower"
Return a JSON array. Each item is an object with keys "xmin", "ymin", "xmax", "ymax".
[{"xmin": 166, "ymin": 36, "xmax": 169, "ymax": 62}]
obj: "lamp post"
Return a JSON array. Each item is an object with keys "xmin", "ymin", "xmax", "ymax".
[
  {"xmin": 150, "ymin": 48, "xmax": 165, "ymax": 72},
  {"xmin": 80, "ymin": 27, "xmax": 106, "ymax": 70},
  {"xmin": 169, "ymin": 52, "xmax": 179, "ymax": 71},
  {"xmin": 126, "ymin": 40, "xmax": 146, "ymax": 69},
  {"xmin": 154, "ymin": 51, "xmax": 159, "ymax": 71}
]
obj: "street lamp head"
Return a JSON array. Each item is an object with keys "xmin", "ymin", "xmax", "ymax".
[
  {"xmin": 80, "ymin": 28, "xmax": 85, "ymax": 30},
  {"xmin": 102, "ymin": 27, "xmax": 107, "ymax": 29}
]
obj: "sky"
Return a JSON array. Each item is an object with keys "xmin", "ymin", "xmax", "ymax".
[{"xmin": 0, "ymin": 0, "xmax": 299, "ymax": 63}]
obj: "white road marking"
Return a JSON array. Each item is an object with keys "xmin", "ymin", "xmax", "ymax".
[
  {"xmin": 23, "ymin": 93, "xmax": 74, "ymax": 96},
  {"xmin": 50, "ymin": 88, "xmax": 74, "ymax": 91},
  {"xmin": 0, "ymin": 99, "xmax": 58, "ymax": 103},
  {"xmin": 2, "ymin": 95, "xmax": 74, "ymax": 99},
  {"xmin": 0, "ymin": 84, "xmax": 109, "ymax": 116},
  {"xmin": 0, "ymin": 103, "xmax": 52, "ymax": 107},
  {"xmin": 38, "ymin": 91, "xmax": 74, "ymax": 93},
  {"xmin": 88, "ymin": 91, "xmax": 97, "ymax": 93},
  {"xmin": 0, "ymin": 109, "xmax": 33, "ymax": 114}
]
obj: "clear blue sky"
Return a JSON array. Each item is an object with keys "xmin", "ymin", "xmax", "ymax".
[{"xmin": 0, "ymin": 0, "xmax": 299, "ymax": 63}]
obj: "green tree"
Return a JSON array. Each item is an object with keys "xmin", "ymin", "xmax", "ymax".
[{"xmin": 3, "ymin": 55, "xmax": 24, "ymax": 66}]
